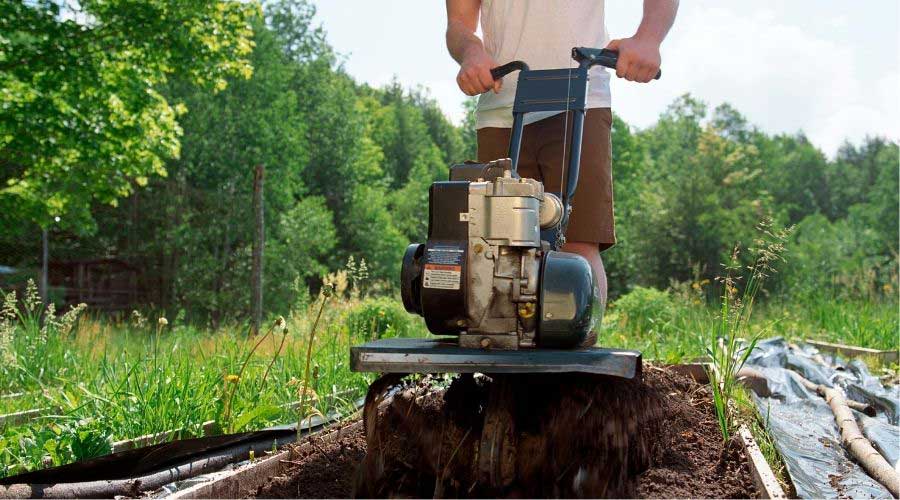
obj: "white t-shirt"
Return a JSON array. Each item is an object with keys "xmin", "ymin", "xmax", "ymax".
[{"xmin": 476, "ymin": 0, "xmax": 611, "ymax": 129}]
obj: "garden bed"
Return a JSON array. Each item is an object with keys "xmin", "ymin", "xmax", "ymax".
[{"xmin": 252, "ymin": 366, "xmax": 760, "ymax": 498}]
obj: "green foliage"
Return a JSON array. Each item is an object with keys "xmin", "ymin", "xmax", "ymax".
[
  {"xmin": 68, "ymin": 420, "xmax": 114, "ymax": 462},
  {"xmin": 459, "ymin": 97, "xmax": 479, "ymax": 160},
  {"xmin": 781, "ymin": 214, "xmax": 894, "ymax": 300},
  {"xmin": 605, "ymin": 286, "xmax": 679, "ymax": 361},
  {"xmin": 609, "ymin": 286, "xmax": 675, "ymax": 335},
  {"xmin": 0, "ymin": 0, "xmax": 258, "ymax": 232},
  {"xmin": 0, "ymin": 282, "xmax": 429, "ymax": 477},
  {"xmin": 603, "ymin": 94, "xmax": 897, "ymax": 306},
  {"xmin": 267, "ymin": 196, "xmax": 337, "ymax": 309},
  {"xmin": 0, "ymin": 281, "xmax": 87, "ymax": 392},
  {"xmin": 345, "ymin": 296, "xmax": 414, "ymax": 340}
]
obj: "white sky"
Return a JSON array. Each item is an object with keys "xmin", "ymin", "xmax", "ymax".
[{"xmin": 310, "ymin": 1, "xmax": 899, "ymax": 157}]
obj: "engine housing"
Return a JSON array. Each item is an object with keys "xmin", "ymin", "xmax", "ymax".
[{"xmin": 401, "ymin": 159, "xmax": 596, "ymax": 349}]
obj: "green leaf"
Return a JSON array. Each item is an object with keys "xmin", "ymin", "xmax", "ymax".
[{"xmin": 231, "ymin": 404, "xmax": 280, "ymax": 433}]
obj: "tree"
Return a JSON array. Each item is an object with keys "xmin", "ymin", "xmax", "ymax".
[
  {"xmin": 622, "ymin": 95, "xmax": 774, "ymax": 288},
  {"xmin": 0, "ymin": 0, "xmax": 258, "ymax": 233},
  {"xmin": 149, "ymin": 13, "xmax": 310, "ymax": 320},
  {"xmin": 459, "ymin": 97, "xmax": 479, "ymax": 160}
]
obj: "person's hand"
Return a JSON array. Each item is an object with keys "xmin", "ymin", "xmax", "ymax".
[
  {"xmin": 605, "ymin": 36, "xmax": 661, "ymax": 83},
  {"xmin": 457, "ymin": 48, "xmax": 501, "ymax": 96}
]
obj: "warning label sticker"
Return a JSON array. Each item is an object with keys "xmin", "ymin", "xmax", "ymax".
[{"xmin": 423, "ymin": 264, "xmax": 461, "ymax": 290}]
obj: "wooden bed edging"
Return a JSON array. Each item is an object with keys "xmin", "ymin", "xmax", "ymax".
[
  {"xmin": 111, "ymin": 420, "xmax": 218, "ymax": 453},
  {"xmin": 0, "ymin": 407, "xmax": 51, "ymax": 427},
  {"xmin": 738, "ymin": 424, "xmax": 788, "ymax": 499},
  {"xmin": 168, "ymin": 420, "xmax": 362, "ymax": 499},
  {"xmin": 805, "ymin": 339, "xmax": 899, "ymax": 364}
]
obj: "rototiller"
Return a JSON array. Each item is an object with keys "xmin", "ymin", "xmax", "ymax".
[
  {"xmin": 350, "ymin": 48, "xmax": 658, "ymax": 488},
  {"xmin": 352, "ymin": 47, "xmax": 658, "ymax": 375}
]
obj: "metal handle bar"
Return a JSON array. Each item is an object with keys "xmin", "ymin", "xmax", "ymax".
[
  {"xmin": 572, "ymin": 47, "xmax": 661, "ymax": 79},
  {"xmin": 489, "ymin": 49, "xmax": 661, "ymax": 81},
  {"xmin": 490, "ymin": 61, "xmax": 530, "ymax": 81}
]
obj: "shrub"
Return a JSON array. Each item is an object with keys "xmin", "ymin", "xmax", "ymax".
[
  {"xmin": 610, "ymin": 286, "xmax": 675, "ymax": 335},
  {"xmin": 345, "ymin": 297, "xmax": 416, "ymax": 341}
]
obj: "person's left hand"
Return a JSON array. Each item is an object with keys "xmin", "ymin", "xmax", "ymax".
[{"xmin": 605, "ymin": 36, "xmax": 661, "ymax": 83}]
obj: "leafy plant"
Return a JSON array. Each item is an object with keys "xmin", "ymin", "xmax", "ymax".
[
  {"xmin": 608, "ymin": 286, "xmax": 676, "ymax": 360},
  {"xmin": 220, "ymin": 317, "xmax": 285, "ymax": 434},
  {"xmin": 67, "ymin": 420, "xmax": 113, "ymax": 462}
]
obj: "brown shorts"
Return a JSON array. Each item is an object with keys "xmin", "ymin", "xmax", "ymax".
[{"xmin": 476, "ymin": 108, "xmax": 615, "ymax": 251}]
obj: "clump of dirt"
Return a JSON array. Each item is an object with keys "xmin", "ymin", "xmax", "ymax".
[{"xmin": 256, "ymin": 366, "xmax": 758, "ymax": 498}]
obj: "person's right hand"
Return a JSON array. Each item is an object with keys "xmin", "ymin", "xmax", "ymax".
[{"xmin": 457, "ymin": 48, "xmax": 501, "ymax": 96}]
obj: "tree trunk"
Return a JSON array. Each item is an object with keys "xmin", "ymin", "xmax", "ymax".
[{"xmin": 250, "ymin": 164, "xmax": 265, "ymax": 336}]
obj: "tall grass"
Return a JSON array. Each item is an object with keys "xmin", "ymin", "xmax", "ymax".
[
  {"xmin": 706, "ymin": 220, "xmax": 792, "ymax": 441},
  {"xmin": 604, "ymin": 219, "xmax": 797, "ymax": 441},
  {"xmin": 0, "ymin": 279, "xmax": 426, "ymax": 477}
]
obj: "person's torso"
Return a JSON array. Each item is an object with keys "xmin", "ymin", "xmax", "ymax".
[{"xmin": 476, "ymin": 0, "xmax": 611, "ymax": 129}]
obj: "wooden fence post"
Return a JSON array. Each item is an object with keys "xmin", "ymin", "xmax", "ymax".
[
  {"xmin": 41, "ymin": 226, "xmax": 49, "ymax": 308},
  {"xmin": 251, "ymin": 164, "xmax": 265, "ymax": 336}
]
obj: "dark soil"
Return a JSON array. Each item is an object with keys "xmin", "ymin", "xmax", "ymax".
[
  {"xmin": 256, "ymin": 366, "xmax": 758, "ymax": 499},
  {"xmin": 253, "ymin": 424, "xmax": 366, "ymax": 499}
]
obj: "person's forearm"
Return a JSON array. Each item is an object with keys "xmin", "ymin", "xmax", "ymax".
[
  {"xmin": 635, "ymin": 0, "xmax": 679, "ymax": 43},
  {"xmin": 446, "ymin": 0, "xmax": 499, "ymax": 95},
  {"xmin": 446, "ymin": 19, "xmax": 484, "ymax": 65}
]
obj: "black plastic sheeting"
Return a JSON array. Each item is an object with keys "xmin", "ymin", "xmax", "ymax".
[
  {"xmin": 0, "ymin": 426, "xmax": 298, "ymax": 485},
  {"xmin": 0, "ymin": 409, "xmax": 343, "ymax": 487},
  {"xmin": 745, "ymin": 338, "xmax": 900, "ymax": 499}
]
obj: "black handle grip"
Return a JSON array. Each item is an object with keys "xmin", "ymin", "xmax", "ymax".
[
  {"xmin": 490, "ymin": 60, "xmax": 530, "ymax": 80},
  {"xmin": 597, "ymin": 49, "xmax": 661, "ymax": 79},
  {"xmin": 573, "ymin": 47, "xmax": 661, "ymax": 80}
]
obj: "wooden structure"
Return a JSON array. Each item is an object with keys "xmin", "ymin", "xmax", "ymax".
[{"xmin": 48, "ymin": 258, "xmax": 140, "ymax": 311}]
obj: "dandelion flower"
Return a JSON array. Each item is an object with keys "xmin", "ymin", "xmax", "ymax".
[
  {"xmin": 158, "ymin": 317, "xmax": 168, "ymax": 327},
  {"xmin": 224, "ymin": 374, "xmax": 240, "ymax": 383}
]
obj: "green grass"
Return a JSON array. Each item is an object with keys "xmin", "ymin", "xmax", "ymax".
[
  {"xmin": 757, "ymin": 294, "xmax": 898, "ymax": 350},
  {"xmin": 0, "ymin": 284, "xmax": 427, "ymax": 477},
  {"xmin": 602, "ymin": 289, "xmax": 898, "ymax": 363}
]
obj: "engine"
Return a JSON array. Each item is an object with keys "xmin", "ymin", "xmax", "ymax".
[{"xmin": 400, "ymin": 158, "xmax": 596, "ymax": 349}]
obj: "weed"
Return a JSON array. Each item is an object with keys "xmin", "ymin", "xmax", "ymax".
[
  {"xmin": 706, "ymin": 219, "xmax": 793, "ymax": 441},
  {"xmin": 298, "ymin": 283, "xmax": 333, "ymax": 440}
]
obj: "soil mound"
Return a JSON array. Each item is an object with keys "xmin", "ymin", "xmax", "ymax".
[
  {"xmin": 256, "ymin": 366, "xmax": 758, "ymax": 498},
  {"xmin": 254, "ymin": 427, "xmax": 366, "ymax": 498}
]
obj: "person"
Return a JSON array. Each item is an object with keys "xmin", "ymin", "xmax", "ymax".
[{"xmin": 446, "ymin": 0, "xmax": 678, "ymax": 329}]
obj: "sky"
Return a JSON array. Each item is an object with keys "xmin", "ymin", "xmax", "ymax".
[{"xmin": 310, "ymin": 1, "xmax": 899, "ymax": 157}]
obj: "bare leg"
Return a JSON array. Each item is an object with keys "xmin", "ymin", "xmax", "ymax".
[{"xmin": 561, "ymin": 241, "xmax": 607, "ymax": 311}]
